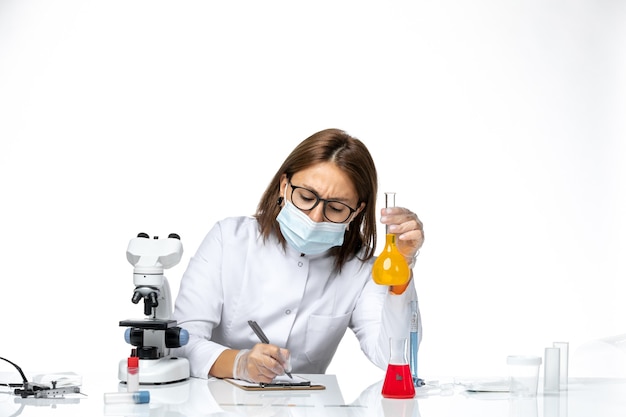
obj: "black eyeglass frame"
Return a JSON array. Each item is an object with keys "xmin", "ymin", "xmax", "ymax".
[{"xmin": 288, "ymin": 181, "xmax": 358, "ymax": 224}]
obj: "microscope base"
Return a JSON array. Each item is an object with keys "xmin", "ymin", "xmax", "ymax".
[{"xmin": 118, "ymin": 357, "xmax": 190, "ymax": 385}]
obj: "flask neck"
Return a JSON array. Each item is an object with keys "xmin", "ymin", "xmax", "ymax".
[{"xmin": 388, "ymin": 337, "xmax": 409, "ymax": 364}]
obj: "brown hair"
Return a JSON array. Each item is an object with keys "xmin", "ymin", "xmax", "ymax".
[{"xmin": 255, "ymin": 128, "xmax": 378, "ymax": 271}]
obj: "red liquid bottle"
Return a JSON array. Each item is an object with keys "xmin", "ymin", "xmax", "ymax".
[{"xmin": 382, "ymin": 338, "xmax": 415, "ymax": 399}]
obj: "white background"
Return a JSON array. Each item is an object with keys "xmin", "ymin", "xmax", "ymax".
[{"xmin": 1, "ymin": 0, "xmax": 625, "ymax": 403}]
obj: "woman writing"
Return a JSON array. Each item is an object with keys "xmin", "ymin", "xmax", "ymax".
[{"xmin": 172, "ymin": 128, "xmax": 424, "ymax": 382}]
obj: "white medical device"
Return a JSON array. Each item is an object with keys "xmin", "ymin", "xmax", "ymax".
[{"xmin": 118, "ymin": 233, "xmax": 190, "ymax": 384}]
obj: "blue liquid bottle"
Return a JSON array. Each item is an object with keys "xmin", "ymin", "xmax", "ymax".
[{"xmin": 409, "ymin": 300, "xmax": 423, "ymax": 386}]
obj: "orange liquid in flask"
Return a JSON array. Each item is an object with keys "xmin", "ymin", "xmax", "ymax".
[
  {"xmin": 372, "ymin": 234, "xmax": 411, "ymax": 286},
  {"xmin": 372, "ymin": 192, "xmax": 410, "ymax": 286}
]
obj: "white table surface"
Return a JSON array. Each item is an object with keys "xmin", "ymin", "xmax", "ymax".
[{"xmin": 2, "ymin": 373, "xmax": 625, "ymax": 417}]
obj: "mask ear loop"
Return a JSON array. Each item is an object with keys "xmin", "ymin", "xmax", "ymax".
[
  {"xmin": 345, "ymin": 201, "xmax": 364, "ymax": 231},
  {"xmin": 345, "ymin": 210, "xmax": 356, "ymax": 231},
  {"xmin": 276, "ymin": 180, "xmax": 289, "ymax": 206}
]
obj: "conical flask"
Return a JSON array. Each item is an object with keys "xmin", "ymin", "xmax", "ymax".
[
  {"xmin": 372, "ymin": 192, "xmax": 410, "ymax": 286},
  {"xmin": 381, "ymin": 337, "xmax": 415, "ymax": 399}
]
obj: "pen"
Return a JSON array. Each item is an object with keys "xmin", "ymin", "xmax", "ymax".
[{"xmin": 247, "ymin": 320, "xmax": 292, "ymax": 379}]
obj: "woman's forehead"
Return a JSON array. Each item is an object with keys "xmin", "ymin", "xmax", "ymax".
[{"xmin": 290, "ymin": 162, "xmax": 357, "ymax": 200}]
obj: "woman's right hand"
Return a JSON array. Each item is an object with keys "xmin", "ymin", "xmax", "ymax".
[{"xmin": 233, "ymin": 343, "xmax": 292, "ymax": 383}]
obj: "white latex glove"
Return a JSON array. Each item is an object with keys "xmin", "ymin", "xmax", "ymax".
[
  {"xmin": 232, "ymin": 344, "xmax": 292, "ymax": 383},
  {"xmin": 381, "ymin": 206, "xmax": 424, "ymax": 261}
]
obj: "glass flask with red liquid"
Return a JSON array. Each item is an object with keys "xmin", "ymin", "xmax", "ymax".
[{"xmin": 381, "ymin": 337, "xmax": 416, "ymax": 399}]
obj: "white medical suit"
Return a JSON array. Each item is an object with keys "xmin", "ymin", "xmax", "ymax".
[{"xmin": 172, "ymin": 216, "xmax": 421, "ymax": 379}]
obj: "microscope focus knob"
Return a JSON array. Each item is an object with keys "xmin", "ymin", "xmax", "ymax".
[
  {"xmin": 124, "ymin": 328, "xmax": 143, "ymax": 346},
  {"xmin": 165, "ymin": 327, "xmax": 189, "ymax": 348}
]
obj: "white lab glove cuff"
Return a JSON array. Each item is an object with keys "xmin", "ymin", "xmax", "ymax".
[
  {"xmin": 406, "ymin": 250, "xmax": 419, "ymax": 269},
  {"xmin": 232, "ymin": 349, "xmax": 250, "ymax": 380}
]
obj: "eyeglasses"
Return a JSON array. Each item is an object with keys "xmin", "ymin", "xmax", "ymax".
[{"xmin": 288, "ymin": 181, "xmax": 358, "ymax": 223}]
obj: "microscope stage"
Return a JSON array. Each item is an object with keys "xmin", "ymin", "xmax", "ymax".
[{"xmin": 119, "ymin": 319, "xmax": 179, "ymax": 329}]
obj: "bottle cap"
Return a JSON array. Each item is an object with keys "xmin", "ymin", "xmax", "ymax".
[
  {"xmin": 128, "ymin": 356, "xmax": 139, "ymax": 368},
  {"xmin": 134, "ymin": 390, "xmax": 150, "ymax": 404}
]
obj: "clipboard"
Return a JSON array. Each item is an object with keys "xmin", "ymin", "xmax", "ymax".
[{"xmin": 225, "ymin": 374, "xmax": 326, "ymax": 391}]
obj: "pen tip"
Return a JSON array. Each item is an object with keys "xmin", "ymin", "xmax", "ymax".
[{"xmin": 286, "ymin": 372, "xmax": 293, "ymax": 379}]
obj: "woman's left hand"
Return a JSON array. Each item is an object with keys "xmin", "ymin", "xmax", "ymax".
[{"xmin": 380, "ymin": 206, "xmax": 424, "ymax": 260}]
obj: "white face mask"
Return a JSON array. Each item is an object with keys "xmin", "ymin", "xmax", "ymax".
[{"xmin": 276, "ymin": 199, "xmax": 348, "ymax": 255}]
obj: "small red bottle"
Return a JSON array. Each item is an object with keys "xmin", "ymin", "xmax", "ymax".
[
  {"xmin": 382, "ymin": 338, "xmax": 415, "ymax": 399},
  {"xmin": 127, "ymin": 356, "xmax": 139, "ymax": 392}
]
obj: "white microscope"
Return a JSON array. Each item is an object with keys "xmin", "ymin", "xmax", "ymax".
[{"xmin": 118, "ymin": 232, "xmax": 190, "ymax": 384}]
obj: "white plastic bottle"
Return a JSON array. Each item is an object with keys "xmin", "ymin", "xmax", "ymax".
[{"xmin": 127, "ymin": 357, "xmax": 139, "ymax": 392}]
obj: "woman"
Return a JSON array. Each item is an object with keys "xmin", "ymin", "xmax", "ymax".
[{"xmin": 172, "ymin": 128, "xmax": 424, "ymax": 383}]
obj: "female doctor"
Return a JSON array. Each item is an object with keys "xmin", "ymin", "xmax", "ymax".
[{"xmin": 172, "ymin": 128, "xmax": 424, "ymax": 383}]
